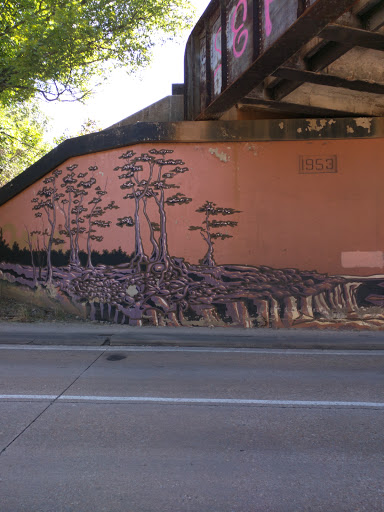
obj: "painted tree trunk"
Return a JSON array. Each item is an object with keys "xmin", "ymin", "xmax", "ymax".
[
  {"xmin": 200, "ymin": 231, "xmax": 215, "ymax": 266},
  {"xmin": 202, "ymin": 245, "xmax": 215, "ymax": 266},
  {"xmin": 66, "ymin": 194, "xmax": 77, "ymax": 265},
  {"xmin": 143, "ymin": 198, "xmax": 160, "ymax": 261},
  {"xmin": 133, "ymin": 197, "xmax": 145, "ymax": 262},
  {"xmin": 46, "ymin": 206, "xmax": 56, "ymax": 284},
  {"xmin": 86, "ymin": 204, "xmax": 97, "ymax": 269},
  {"xmin": 157, "ymin": 190, "xmax": 171, "ymax": 266},
  {"xmin": 25, "ymin": 229, "xmax": 37, "ymax": 285},
  {"xmin": 46, "ymin": 238, "xmax": 53, "ymax": 283},
  {"xmin": 68, "ymin": 203, "xmax": 76, "ymax": 266},
  {"xmin": 202, "ymin": 210, "xmax": 215, "ymax": 266},
  {"xmin": 73, "ymin": 219, "xmax": 82, "ymax": 266},
  {"xmin": 86, "ymin": 230, "xmax": 93, "ymax": 269}
]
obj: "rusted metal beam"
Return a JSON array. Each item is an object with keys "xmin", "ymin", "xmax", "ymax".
[
  {"xmin": 306, "ymin": 41, "xmax": 354, "ymax": 71},
  {"xmin": 352, "ymin": 0, "xmax": 383, "ymax": 17},
  {"xmin": 266, "ymin": 1, "xmax": 384, "ymax": 103},
  {"xmin": 265, "ymin": 40, "xmax": 350, "ymax": 94},
  {"xmin": 362, "ymin": 0, "xmax": 384, "ymax": 29},
  {"xmin": 239, "ymin": 96, "xmax": 354, "ymax": 117},
  {"xmin": 319, "ymin": 23, "xmax": 384, "ymax": 49},
  {"xmin": 297, "ymin": 0, "xmax": 311, "ymax": 17},
  {"xmin": 271, "ymin": 66, "xmax": 384, "ymax": 100},
  {"xmin": 196, "ymin": 0, "xmax": 358, "ymax": 120}
]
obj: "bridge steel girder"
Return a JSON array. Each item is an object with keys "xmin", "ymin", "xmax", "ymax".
[{"xmin": 184, "ymin": 0, "xmax": 361, "ymax": 120}]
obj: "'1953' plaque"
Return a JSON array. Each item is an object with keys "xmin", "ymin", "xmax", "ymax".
[{"xmin": 299, "ymin": 155, "xmax": 338, "ymax": 174}]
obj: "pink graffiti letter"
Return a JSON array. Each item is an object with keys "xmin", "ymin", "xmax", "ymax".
[
  {"xmin": 231, "ymin": 0, "xmax": 248, "ymax": 59},
  {"xmin": 264, "ymin": 0, "xmax": 274, "ymax": 37}
]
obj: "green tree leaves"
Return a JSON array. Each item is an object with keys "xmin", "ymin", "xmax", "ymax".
[
  {"xmin": 0, "ymin": 0, "xmax": 194, "ymax": 186},
  {"xmin": 0, "ymin": 100, "xmax": 52, "ymax": 186},
  {"xmin": 0, "ymin": 0, "xmax": 194, "ymax": 104}
]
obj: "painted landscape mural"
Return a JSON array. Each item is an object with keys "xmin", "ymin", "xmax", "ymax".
[{"xmin": 1, "ymin": 140, "xmax": 384, "ymax": 329}]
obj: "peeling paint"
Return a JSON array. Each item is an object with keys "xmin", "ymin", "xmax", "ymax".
[
  {"xmin": 297, "ymin": 128, "xmax": 302, "ymax": 134},
  {"xmin": 279, "ymin": 122, "xmax": 284, "ymax": 130},
  {"xmin": 354, "ymin": 118, "xmax": 372, "ymax": 133},
  {"xmin": 328, "ymin": 119, "xmax": 336, "ymax": 126},
  {"xmin": 209, "ymin": 148, "xmax": 230, "ymax": 162},
  {"xmin": 305, "ymin": 119, "xmax": 327, "ymax": 133},
  {"xmin": 347, "ymin": 126, "xmax": 354, "ymax": 134},
  {"xmin": 220, "ymin": 127, "xmax": 230, "ymax": 138},
  {"xmin": 247, "ymin": 144, "xmax": 260, "ymax": 156}
]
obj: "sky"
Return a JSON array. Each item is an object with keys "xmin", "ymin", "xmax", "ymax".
[{"xmin": 42, "ymin": 0, "xmax": 211, "ymax": 143}]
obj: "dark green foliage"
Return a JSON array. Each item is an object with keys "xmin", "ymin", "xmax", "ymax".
[{"xmin": 0, "ymin": 229, "xmax": 132, "ymax": 267}]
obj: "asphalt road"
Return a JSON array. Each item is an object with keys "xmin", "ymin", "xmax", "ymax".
[{"xmin": 0, "ymin": 345, "xmax": 383, "ymax": 511}]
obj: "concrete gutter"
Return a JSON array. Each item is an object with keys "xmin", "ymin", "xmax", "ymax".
[{"xmin": 0, "ymin": 322, "xmax": 384, "ymax": 350}]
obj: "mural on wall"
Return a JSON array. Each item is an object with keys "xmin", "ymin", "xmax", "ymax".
[{"xmin": 1, "ymin": 146, "xmax": 384, "ymax": 329}]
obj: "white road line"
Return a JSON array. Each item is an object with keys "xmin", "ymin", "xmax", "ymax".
[
  {"xmin": 0, "ymin": 395, "xmax": 57, "ymax": 400},
  {"xmin": 0, "ymin": 394, "xmax": 383, "ymax": 408},
  {"xmin": 0, "ymin": 345, "xmax": 383, "ymax": 356}
]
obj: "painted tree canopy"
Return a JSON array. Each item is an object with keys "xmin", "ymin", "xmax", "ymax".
[{"xmin": 0, "ymin": 0, "xmax": 194, "ymax": 105}]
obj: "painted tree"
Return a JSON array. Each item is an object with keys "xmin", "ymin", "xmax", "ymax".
[
  {"xmin": 33, "ymin": 226, "xmax": 46, "ymax": 280},
  {"xmin": 31, "ymin": 168, "xmax": 64, "ymax": 282},
  {"xmin": 24, "ymin": 224, "xmax": 64, "ymax": 285},
  {"xmin": 70, "ymin": 193, "xmax": 88, "ymax": 265},
  {"xmin": 70, "ymin": 170, "xmax": 103, "ymax": 265},
  {"xmin": 29, "ymin": 218, "xmax": 49, "ymax": 280},
  {"xmin": 114, "ymin": 150, "xmax": 152, "ymax": 264},
  {"xmin": 24, "ymin": 226, "xmax": 38, "ymax": 285},
  {"xmin": 189, "ymin": 201, "xmax": 240, "ymax": 266},
  {"xmin": 114, "ymin": 150, "xmax": 192, "ymax": 323},
  {"xmin": 152, "ymin": 155, "xmax": 192, "ymax": 268},
  {"xmin": 32, "ymin": 165, "xmax": 108, "ymax": 271},
  {"xmin": 85, "ymin": 195, "xmax": 119, "ymax": 269},
  {"xmin": 150, "ymin": 150, "xmax": 191, "ymax": 268},
  {"xmin": 57, "ymin": 164, "xmax": 79, "ymax": 265},
  {"xmin": 114, "ymin": 148, "xmax": 191, "ymax": 269}
]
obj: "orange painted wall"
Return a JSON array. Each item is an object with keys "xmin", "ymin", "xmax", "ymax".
[{"xmin": 1, "ymin": 138, "xmax": 384, "ymax": 276}]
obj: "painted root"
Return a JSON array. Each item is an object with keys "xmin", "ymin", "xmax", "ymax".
[{"xmin": 0, "ymin": 149, "xmax": 383, "ymax": 329}]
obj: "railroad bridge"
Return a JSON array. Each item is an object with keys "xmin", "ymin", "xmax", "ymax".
[{"xmin": 184, "ymin": 0, "xmax": 384, "ymax": 120}]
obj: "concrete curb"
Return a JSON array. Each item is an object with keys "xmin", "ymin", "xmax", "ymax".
[{"xmin": 0, "ymin": 323, "xmax": 384, "ymax": 349}]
